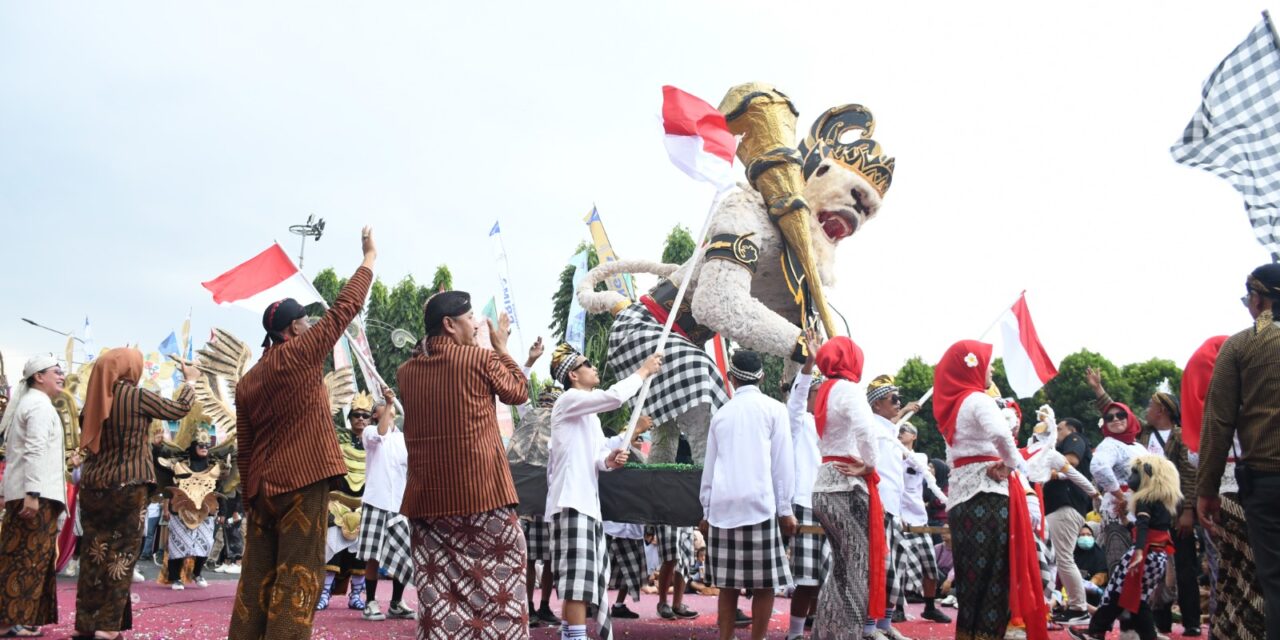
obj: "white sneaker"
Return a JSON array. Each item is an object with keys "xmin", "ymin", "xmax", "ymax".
[
  {"xmin": 194, "ymin": 577, "xmax": 209, "ymax": 588},
  {"xmin": 1004, "ymin": 628, "xmax": 1027, "ymax": 640},
  {"xmin": 171, "ymin": 582, "xmax": 185, "ymax": 591},
  {"xmin": 212, "ymin": 564, "xmax": 226, "ymax": 573},
  {"xmin": 362, "ymin": 602, "xmax": 386, "ymax": 621},
  {"xmin": 227, "ymin": 564, "xmax": 241, "ymax": 575},
  {"xmin": 938, "ymin": 594, "xmax": 958, "ymax": 608},
  {"xmin": 885, "ymin": 627, "xmax": 915, "ymax": 640},
  {"xmin": 61, "ymin": 560, "xmax": 79, "ymax": 577},
  {"xmin": 132, "ymin": 569, "xmax": 145, "ymax": 583}
]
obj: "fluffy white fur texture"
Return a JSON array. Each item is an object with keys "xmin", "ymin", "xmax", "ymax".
[{"xmin": 576, "ymin": 259, "xmax": 677, "ymax": 314}]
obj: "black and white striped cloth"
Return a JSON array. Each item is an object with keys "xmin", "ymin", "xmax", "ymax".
[
  {"xmin": 786, "ymin": 504, "xmax": 830, "ymax": 587},
  {"xmin": 897, "ymin": 530, "xmax": 938, "ymax": 596},
  {"xmin": 708, "ymin": 518, "xmax": 792, "ymax": 590},
  {"xmin": 356, "ymin": 504, "xmax": 414, "ymax": 585},
  {"xmin": 553, "ymin": 509, "xmax": 612, "ymax": 640},
  {"xmin": 607, "ymin": 304, "xmax": 727, "ymax": 426},
  {"xmin": 1171, "ymin": 13, "xmax": 1280, "ymax": 259},
  {"xmin": 522, "ymin": 516, "xmax": 553, "ymax": 565},
  {"xmin": 883, "ymin": 514, "xmax": 906, "ymax": 608},
  {"xmin": 607, "ymin": 536, "xmax": 648, "ymax": 601}
]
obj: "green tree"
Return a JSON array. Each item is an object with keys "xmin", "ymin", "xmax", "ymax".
[
  {"xmin": 661, "ymin": 225, "xmax": 696, "ymax": 264},
  {"xmin": 430, "ymin": 265, "xmax": 453, "ymax": 293},
  {"xmin": 1121, "ymin": 358, "xmax": 1183, "ymax": 414},
  {"xmin": 1043, "ymin": 349, "xmax": 1130, "ymax": 448}
]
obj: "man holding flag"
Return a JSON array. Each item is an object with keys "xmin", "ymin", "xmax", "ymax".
[{"xmin": 227, "ymin": 227, "xmax": 377, "ymax": 640}]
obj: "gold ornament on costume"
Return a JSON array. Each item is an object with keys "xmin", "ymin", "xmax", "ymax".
[
  {"xmin": 158, "ymin": 458, "xmax": 222, "ymax": 530},
  {"xmin": 350, "ymin": 391, "xmax": 374, "ymax": 415},
  {"xmin": 328, "ymin": 492, "xmax": 364, "ymax": 541},
  {"xmin": 340, "ymin": 443, "xmax": 367, "ymax": 493},
  {"xmin": 798, "ymin": 105, "xmax": 895, "ymax": 197},
  {"xmin": 325, "ymin": 368, "xmax": 356, "ymax": 416}
]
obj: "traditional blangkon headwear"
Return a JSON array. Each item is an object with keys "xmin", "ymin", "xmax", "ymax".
[
  {"xmin": 261, "ymin": 298, "xmax": 307, "ymax": 348},
  {"xmin": 932, "ymin": 340, "xmax": 993, "ymax": 446},
  {"xmin": 813, "ymin": 337, "xmax": 865, "ymax": 438},
  {"xmin": 866, "ymin": 374, "xmax": 898, "ymax": 404},
  {"xmin": 80, "ymin": 348, "xmax": 145, "ymax": 455},
  {"xmin": 0, "ymin": 354, "xmax": 59, "ymax": 438},
  {"xmin": 349, "ymin": 391, "xmax": 375, "ymax": 416},
  {"xmin": 536, "ymin": 385, "xmax": 563, "ymax": 408},
  {"xmin": 1180, "ymin": 335, "xmax": 1228, "ymax": 453},
  {"xmin": 1152, "ymin": 391, "xmax": 1180, "ymax": 425},
  {"xmin": 551, "ymin": 343, "xmax": 584, "ymax": 386},
  {"xmin": 728, "ymin": 349, "xmax": 764, "ymax": 383},
  {"xmin": 424, "ymin": 291, "xmax": 472, "ymax": 335}
]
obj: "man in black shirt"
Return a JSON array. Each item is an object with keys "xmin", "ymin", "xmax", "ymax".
[{"xmin": 1044, "ymin": 418, "xmax": 1098, "ymax": 624}]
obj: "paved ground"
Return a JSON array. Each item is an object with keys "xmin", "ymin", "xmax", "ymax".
[{"xmin": 39, "ymin": 562, "xmax": 1073, "ymax": 639}]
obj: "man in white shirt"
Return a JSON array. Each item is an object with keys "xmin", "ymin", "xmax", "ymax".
[
  {"xmin": 897, "ymin": 424, "xmax": 951, "ymax": 625},
  {"xmin": 0, "ymin": 355, "xmax": 67, "ymax": 638},
  {"xmin": 699, "ymin": 349, "xmax": 795, "ymax": 640},
  {"xmin": 357, "ymin": 387, "xmax": 415, "ymax": 621},
  {"xmin": 546, "ymin": 343, "xmax": 660, "ymax": 640},
  {"xmin": 783, "ymin": 337, "xmax": 830, "ymax": 640},
  {"xmin": 865, "ymin": 375, "xmax": 914, "ymax": 640}
]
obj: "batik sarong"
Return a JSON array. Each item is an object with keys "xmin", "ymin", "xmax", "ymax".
[
  {"xmin": 950, "ymin": 491, "xmax": 1011, "ymax": 640},
  {"xmin": 0, "ymin": 498, "xmax": 63, "ymax": 627},
  {"xmin": 75, "ymin": 486, "xmax": 147, "ymax": 634},
  {"xmin": 1212, "ymin": 493, "xmax": 1265, "ymax": 640},
  {"xmin": 812, "ymin": 489, "xmax": 870, "ymax": 639},
  {"xmin": 411, "ymin": 506, "xmax": 528, "ymax": 640}
]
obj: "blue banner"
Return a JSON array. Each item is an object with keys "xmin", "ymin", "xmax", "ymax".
[{"xmin": 565, "ymin": 250, "xmax": 589, "ymax": 352}]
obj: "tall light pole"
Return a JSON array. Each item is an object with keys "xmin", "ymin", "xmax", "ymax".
[{"xmin": 288, "ymin": 214, "xmax": 325, "ymax": 269}]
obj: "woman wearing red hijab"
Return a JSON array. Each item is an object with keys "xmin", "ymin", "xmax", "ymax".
[
  {"xmin": 1084, "ymin": 381, "xmax": 1147, "ymax": 569},
  {"xmin": 932, "ymin": 340, "xmax": 1047, "ymax": 640},
  {"xmin": 808, "ymin": 336, "xmax": 884, "ymax": 639}
]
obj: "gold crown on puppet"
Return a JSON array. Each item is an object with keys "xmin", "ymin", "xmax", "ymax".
[
  {"xmin": 797, "ymin": 104, "xmax": 895, "ymax": 198},
  {"xmin": 350, "ymin": 391, "xmax": 374, "ymax": 414},
  {"xmin": 551, "ymin": 343, "xmax": 582, "ymax": 384}
]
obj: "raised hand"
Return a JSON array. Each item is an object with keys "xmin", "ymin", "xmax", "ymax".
[
  {"xmin": 638, "ymin": 352, "xmax": 663, "ymax": 378},
  {"xmin": 526, "ymin": 336, "xmax": 544, "ymax": 367},
  {"xmin": 361, "ymin": 226, "xmax": 377, "ymax": 265}
]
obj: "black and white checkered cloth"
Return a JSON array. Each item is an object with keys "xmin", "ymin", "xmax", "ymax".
[
  {"xmin": 522, "ymin": 516, "xmax": 552, "ymax": 565},
  {"xmin": 653, "ymin": 525, "xmax": 695, "ymax": 577},
  {"xmin": 607, "ymin": 536, "xmax": 648, "ymax": 601},
  {"xmin": 1171, "ymin": 13, "xmax": 1280, "ymax": 259},
  {"xmin": 356, "ymin": 504, "xmax": 414, "ymax": 585},
  {"xmin": 786, "ymin": 504, "xmax": 830, "ymax": 587},
  {"xmin": 708, "ymin": 518, "xmax": 793, "ymax": 590},
  {"xmin": 1101, "ymin": 548, "xmax": 1169, "ymax": 609},
  {"xmin": 553, "ymin": 509, "xmax": 612, "ymax": 640},
  {"xmin": 897, "ymin": 530, "xmax": 938, "ymax": 596},
  {"xmin": 1037, "ymin": 535, "xmax": 1056, "ymax": 602},
  {"xmin": 883, "ymin": 514, "xmax": 905, "ymax": 607},
  {"xmin": 607, "ymin": 304, "xmax": 728, "ymax": 425}
]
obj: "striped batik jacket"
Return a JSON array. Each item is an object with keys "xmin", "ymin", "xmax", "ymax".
[{"xmin": 81, "ymin": 382, "xmax": 193, "ymax": 490}]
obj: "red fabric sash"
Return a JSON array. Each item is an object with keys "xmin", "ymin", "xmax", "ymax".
[
  {"xmin": 1119, "ymin": 530, "xmax": 1175, "ymax": 613},
  {"xmin": 1007, "ymin": 474, "xmax": 1049, "ymax": 640},
  {"xmin": 640, "ymin": 295, "xmax": 691, "ymax": 341},
  {"xmin": 56, "ymin": 481, "xmax": 79, "ymax": 572},
  {"xmin": 953, "ymin": 455, "xmax": 1000, "ymax": 467},
  {"xmin": 822, "ymin": 456, "xmax": 886, "ymax": 619}
]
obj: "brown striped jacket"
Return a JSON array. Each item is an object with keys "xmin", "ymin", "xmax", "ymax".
[
  {"xmin": 399, "ymin": 336, "xmax": 528, "ymax": 519},
  {"xmin": 235, "ymin": 266, "xmax": 372, "ymax": 501},
  {"xmin": 81, "ymin": 382, "xmax": 194, "ymax": 489}
]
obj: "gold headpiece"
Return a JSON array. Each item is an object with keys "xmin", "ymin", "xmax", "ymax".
[
  {"xmin": 194, "ymin": 429, "xmax": 211, "ymax": 446},
  {"xmin": 350, "ymin": 391, "xmax": 374, "ymax": 414},
  {"xmin": 867, "ymin": 374, "xmax": 896, "ymax": 391},
  {"xmin": 798, "ymin": 105, "xmax": 895, "ymax": 197}
]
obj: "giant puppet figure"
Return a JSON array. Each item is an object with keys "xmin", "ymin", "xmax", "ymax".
[{"xmin": 577, "ymin": 83, "xmax": 895, "ymax": 462}]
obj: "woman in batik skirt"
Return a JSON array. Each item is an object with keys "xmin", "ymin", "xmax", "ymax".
[
  {"xmin": 74, "ymin": 348, "xmax": 196, "ymax": 640},
  {"xmin": 546, "ymin": 344, "xmax": 659, "ymax": 640},
  {"xmin": 807, "ymin": 337, "xmax": 881, "ymax": 640},
  {"xmin": 933, "ymin": 341, "xmax": 1047, "ymax": 640},
  {"xmin": 783, "ymin": 336, "xmax": 830, "ymax": 640}
]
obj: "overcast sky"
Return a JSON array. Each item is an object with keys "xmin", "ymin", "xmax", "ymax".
[{"xmin": 1, "ymin": 1, "xmax": 1272, "ymax": 390}]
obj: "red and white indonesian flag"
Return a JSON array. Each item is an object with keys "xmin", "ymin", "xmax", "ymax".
[
  {"xmin": 201, "ymin": 244, "xmax": 323, "ymax": 314},
  {"xmin": 998, "ymin": 292, "xmax": 1059, "ymax": 398},
  {"xmin": 662, "ymin": 85, "xmax": 737, "ymax": 189}
]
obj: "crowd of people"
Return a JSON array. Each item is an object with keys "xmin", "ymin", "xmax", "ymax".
[{"xmin": 0, "ymin": 227, "xmax": 1277, "ymax": 640}]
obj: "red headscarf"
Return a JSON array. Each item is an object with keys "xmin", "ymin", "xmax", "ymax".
[
  {"xmin": 932, "ymin": 340, "xmax": 993, "ymax": 446},
  {"xmin": 1181, "ymin": 336, "xmax": 1228, "ymax": 454},
  {"xmin": 813, "ymin": 336, "xmax": 865, "ymax": 438},
  {"xmin": 1101, "ymin": 402, "xmax": 1141, "ymax": 445}
]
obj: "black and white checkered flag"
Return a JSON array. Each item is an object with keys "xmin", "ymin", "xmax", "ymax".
[{"xmin": 1171, "ymin": 12, "xmax": 1280, "ymax": 261}]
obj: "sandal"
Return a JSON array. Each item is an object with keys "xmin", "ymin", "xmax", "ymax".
[{"xmin": 1, "ymin": 627, "xmax": 43, "ymax": 638}]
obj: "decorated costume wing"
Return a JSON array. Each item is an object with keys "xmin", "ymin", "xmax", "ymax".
[
  {"xmin": 193, "ymin": 328, "xmax": 250, "ymax": 439},
  {"xmin": 325, "ymin": 367, "xmax": 356, "ymax": 416}
]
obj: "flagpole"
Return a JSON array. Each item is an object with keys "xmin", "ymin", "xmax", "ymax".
[
  {"xmin": 620, "ymin": 186, "xmax": 730, "ymax": 446},
  {"xmin": 893, "ymin": 291, "xmax": 1024, "ymax": 427}
]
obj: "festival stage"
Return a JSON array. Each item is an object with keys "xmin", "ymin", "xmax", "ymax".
[{"xmin": 44, "ymin": 565, "xmax": 1074, "ymax": 639}]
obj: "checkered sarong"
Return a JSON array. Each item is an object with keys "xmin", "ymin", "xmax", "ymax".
[
  {"xmin": 897, "ymin": 530, "xmax": 938, "ymax": 596},
  {"xmin": 884, "ymin": 514, "xmax": 906, "ymax": 607},
  {"xmin": 607, "ymin": 304, "xmax": 727, "ymax": 425},
  {"xmin": 786, "ymin": 504, "xmax": 830, "ymax": 587},
  {"xmin": 356, "ymin": 504, "xmax": 414, "ymax": 585},
  {"xmin": 607, "ymin": 536, "xmax": 647, "ymax": 601},
  {"xmin": 522, "ymin": 516, "xmax": 552, "ymax": 565},
  {"xmin": 1101, "ymin": 548, "xmax": 1169, "ymax": 609},
  {"xmin": 654, "ymin": 525, "xmax": 695, "ymax": 576},
  {"xmin": 708, "ymin": 518, "xmax": 792, "ymax": 590},
  {"xmin": 553, "ymin": 509, "xmax": 612, "ymax": 640}
]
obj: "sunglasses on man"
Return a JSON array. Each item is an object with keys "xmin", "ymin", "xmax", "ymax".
[{"xmin": 350, "ymin": 412, "xmax": 373, "ymax": 421}]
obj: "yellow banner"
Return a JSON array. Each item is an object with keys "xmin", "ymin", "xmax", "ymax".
[{"xmin": 583, "ymin": 207, "xmax": 634, "ymax": 300}]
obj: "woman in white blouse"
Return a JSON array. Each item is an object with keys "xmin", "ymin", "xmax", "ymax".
[
  {"xmin": 932, "ymin": 340, "xmax": 1047, "ymax": 640},
  {"xmin": 808, "ymin": 336, "xmax": 882, "ymax": 640}
]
